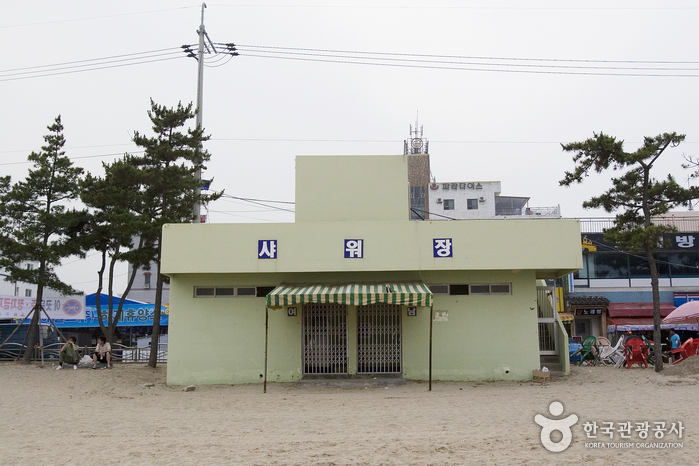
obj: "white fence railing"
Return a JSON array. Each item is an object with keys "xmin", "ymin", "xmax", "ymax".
[
  {"xmin": 0, "ymin": 342, "xmax": 168, "ymax": 363},
  {"xmin": 578, "ymin": 216, "xmax": 699, "ymax": 234}
]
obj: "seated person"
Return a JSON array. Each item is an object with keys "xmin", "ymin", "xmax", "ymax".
[
  {"xmin": 57, "ymin": 336, "xmax": 80, "ymax": 369},
  {"xmin": 91, "ymin": 336, "xmax": 112, "ymax": 369}
]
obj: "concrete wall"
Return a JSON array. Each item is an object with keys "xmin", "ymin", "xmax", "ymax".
[
  {"xmin": 165, "ymin": 270, "xmax": 540, "ymax": 385},
  {"xmin": 295, "ymin": 155, "xmax": 409, "ymax": 223},
  {"xmin": 406, "ymin": 270, "xmax": 539, "ymax": 381},
  {"xmin": 162, "ymin": 219, "xmax": 582, "ymax": 278}
]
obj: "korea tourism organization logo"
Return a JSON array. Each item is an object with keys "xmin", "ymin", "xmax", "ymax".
[
  {"xmin": 534, "ymin": 401, "xmax": 578, "ymax": 452},
  {"xmin": 534, "ymin": 401, "xmax": 685, "ymax": 452}
]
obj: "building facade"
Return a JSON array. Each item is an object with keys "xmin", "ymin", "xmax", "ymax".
[
  {"xmin": 0, "ymin": 262, "xmax": 39, "ymax": 298},
  {"xmin": 162, "ymin": 154, "xmax": 581, "ymax": 386},
  {"xmin": 567, "ymin": 216, "xmax": 699, "ymax": 342}
]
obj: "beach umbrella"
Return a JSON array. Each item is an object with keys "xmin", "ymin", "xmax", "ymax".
[{"xmin": 662, "ymin": 300, "xmax": 699, "ymax": 324}]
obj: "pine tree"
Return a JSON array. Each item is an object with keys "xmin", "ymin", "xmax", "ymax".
[
  {"xmin": 0, "ymin": 116, "xmax": 85, "ymax": 364},
  {"xmin": 130, "ymin": 100, "xmax": 221, "ymax": 367},
  {"xmin": 560, "ymin": 132, "xmax": 693, "ymax": 372},
  {"xmin": 80, "ymin": 156, "xmax": 156, "ymax": 344}
]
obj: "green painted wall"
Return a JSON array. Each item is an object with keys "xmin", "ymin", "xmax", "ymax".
[
  {"xmin": 162, "ymin": 219, "xmax": 582, "ymax": 278},
  {"xmin": 166, "ymin": 270, "xmax": 540, "ymax": 385},
  {"xmin": 402, "ymin": 270, "xmax": 539, "ymax": 381},
  {"xmin": 294, "ymin": 155, "xmax": 410, "ymax": 223},
  {"xmin": 167, "ymin": 274, "xmax": 303, "ymax": 386}
]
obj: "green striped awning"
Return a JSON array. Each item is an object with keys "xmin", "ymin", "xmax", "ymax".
[{"xmin": 266, "ymin": 282, "xmax": 433, "ymax": 308}]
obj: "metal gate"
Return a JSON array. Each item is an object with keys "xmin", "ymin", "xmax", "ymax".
[
  {"xmin": 537, "ymin": 286, "xmax": 558, "ymax": 355},
  {"xmin": 357, "ymin": 303, "xmax": 402, "ymax": 373},
  {"xmin": 302, "ymin": 303, "xmax": 348, "ymax": 374}
]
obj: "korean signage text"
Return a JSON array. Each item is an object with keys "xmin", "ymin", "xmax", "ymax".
[{"xmin": 0, "ymin": 295, "xmax": 86, "ymax": 320}]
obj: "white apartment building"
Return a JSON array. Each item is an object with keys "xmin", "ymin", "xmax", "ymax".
[{"xmin": 427, "ymin": 181, "xmax": 561, "ymax": 220}]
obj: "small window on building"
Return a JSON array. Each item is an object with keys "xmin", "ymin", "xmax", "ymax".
[
  {"xmin": 428, "ymin": 284, "xmax": 449, "ymax": 295},
  {"xmin": 25, "ymin": 289, "xmax": 32, "ymax": 297},
  {"xmin": 215, "ymin": 287, "xmax": 236, "ymax": 296},
  {"xmin": 236, "ymin": 287, "xmax": 256, "ymax": 297},
  {"xmin": 194, "ymin": 287, "xmax": 215, "ymax": 297},
  {"xmin": 26, "ymin": 263, "xmax": 33, "ymax": 270},
  {"xmin": 467, "ymin": 199, "xmax": 479, "ymax": 210},
  {"xmin": 490, "ymin": 284, "xmax": 511, "ymax": 294},
  {"xmin": 469, "ymin": 284, "xmax": 490, "ymax": 295},
  {"xmin": 449, "ymin": 284, "xmax": 469, "ymax": 295},
  {"xmin": 256, "ymin": 286, "xmax": 276, "ymax": 297},
  {"xmin": 443, "ymin": 199, "xmax": 455, "ymax": 210},
  {"xmin": 144, "ymin": 272, "xmax": 151, "ymax": 287}
]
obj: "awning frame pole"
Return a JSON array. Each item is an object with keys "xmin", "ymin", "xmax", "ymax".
[
  {"xmin": 264, "ymin": 307, "xmax": 269, "ymax": 394},
  {"xmin": 429, "ymin": 305, "xmax": 433, "ymax": 391}
]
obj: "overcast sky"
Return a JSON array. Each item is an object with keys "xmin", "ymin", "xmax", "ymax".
[{"xmin": 3, "ymin": 1, "xmax": 699, "ymax": 294}]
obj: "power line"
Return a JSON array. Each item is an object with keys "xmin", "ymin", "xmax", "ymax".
[
  {"xmin": 219, "ymin": 193, "xmax": 295, "ymax": 213},
  {"xmin": 220, "ymin": 194, "xmax": 294, "ymax": 205},
  {"xmin": 238, "ymin": 44, "xmax": 699, "ymax": 66},
  {"xmin": 6, "ymin": 41, "xmax": 699, "ymax": 83},
  {"xmin": 0, "ymin": 150, "xmax": 145, "ymax": 167},
  {"xmin": 236, "ymin": 45, "xmax": 699, "ymax": 77},
  {"xmin": 0, "ymin": 48, "xmax": 187, "ymax": 82},
  {"xmin": 0, "ymin": 143, "xmax": 135, "ymax": 155}
]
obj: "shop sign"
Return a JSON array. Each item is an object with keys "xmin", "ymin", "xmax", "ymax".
[
  {"xmin": 433, "ymin": 238, "xmax": 453, "ymax": 257},
  {"xmin": 344, "ymin": 239, "xmax": 363, "ymax": 258},
  {"xmin": 576, "ymin": 308, "xmax": 602, "ymax": 316},
  {"xmin": 258, "ymin": 240, "xmax": 278, "ymax": 259}
]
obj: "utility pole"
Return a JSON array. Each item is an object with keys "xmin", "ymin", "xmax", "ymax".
[
  {"xmin": 193, "ymin": 3, "xmax": 208, "ymax": 223},
  {"xmin": 183, "ymin": 4, "xmax": 237, "ymax": 222}
]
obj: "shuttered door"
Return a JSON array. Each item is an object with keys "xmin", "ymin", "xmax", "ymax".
[
  {"xmin": 357, "ymin": 303, "xmax": 402, "ymax": 374},
  {"xmin": 302, "ymin": 303, "xmax": 348, "ymax": 374}
]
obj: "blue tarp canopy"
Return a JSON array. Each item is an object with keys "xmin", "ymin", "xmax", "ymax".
[{"xmin": 85, "ymin": 293, "xmax": 145, "ymax": 306}]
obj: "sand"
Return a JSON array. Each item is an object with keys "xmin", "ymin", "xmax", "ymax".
[{"xmin": 0, "ymin": 360, "xmax": 697, "ymax": 465}]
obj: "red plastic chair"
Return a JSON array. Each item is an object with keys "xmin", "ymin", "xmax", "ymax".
[
  {"xmin": 670, "ymin": 338, "xmax": 695, "ymax": 365},
  {"xmin": 625, "ymin": 338, "xmax": 648, "ymax": 369},
  {"xmin": 691, "ymin": 339, "xmax": 699, "ymax": 357}
]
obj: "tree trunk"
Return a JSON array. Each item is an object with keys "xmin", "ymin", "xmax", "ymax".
[
  {"xmin": 95, "ymin": 249, "xmax": 109, "ymax": 341},
  {"xmin": 108, "ymin": 256, "xmax": 140, "ymax": 344},
  {"xmin": 20, "ymin": 304, "xmax": 41, "ymax": 364},
  {"xmin": 21, "ymin": 260, "xmax": 47, "ymax": 364},
  {"xmin": 148, "ymin": 259, "xmax": 164, "ymax": 368},
  {"xmin": 647, "ymin": 249, "xmax": 664, "ymax": 372}
]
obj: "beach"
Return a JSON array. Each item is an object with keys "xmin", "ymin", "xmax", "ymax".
[{"xmin": 0, "ymin": 360, "xmax": 697, "ymax": 465}]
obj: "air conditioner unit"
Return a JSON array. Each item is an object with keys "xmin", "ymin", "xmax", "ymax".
[
  {"xmin": 479, "ymin": 197, "xmax": 485, "ymax": 202},
  {"xmin": 437, "ymin": 198, "xmax": 442, "ymax": 203}
]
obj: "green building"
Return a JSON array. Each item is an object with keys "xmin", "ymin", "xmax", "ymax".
[{"xmin": 162, "ymin": 154, "xmax": 581, "ymax": 385}]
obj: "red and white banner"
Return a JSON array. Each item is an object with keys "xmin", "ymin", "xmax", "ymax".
[{"xmin": 0, "ymin": 295, "xmax": 86, "ymax": 321}]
